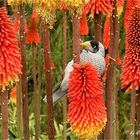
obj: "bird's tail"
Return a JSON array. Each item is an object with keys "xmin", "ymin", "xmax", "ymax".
[{"xmin": 43, "ymin": 84, "xmax": 67, "ymax": 104}]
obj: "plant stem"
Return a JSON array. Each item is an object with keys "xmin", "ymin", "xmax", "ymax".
[
  {"xmin": 94, "ymin": 13, "xmax": 103, "ymax": 140},
  {"xmin": 19, "ymin": 5, "xmax": 30, "ymax": 139},
  {"xmin": 72, "ymin": 15, "xmax": 80, "ymax": 63},
  {"xmin": 112, "ymin": 71, "xmax": 119, "ymax": 139},
  {"xmin": 16, "ymin": 80, "xmax": 23, "ymax": 139},
  {"xmin": 1, "ymin": 91, "xmax": 8, "ymax": 140},
  {"xmin": 129, "ymin": 90, "xmax": 136, "ymax": 140},
  {"xmin": 104, "ymin": 1, "xmax": 119, "ymax": 139},
  {"xmin": 62, "ymin": 10, "xmax": 67, "ymax": 140},
  {"xmin": 94, "ymin": 13, "xmax": 102, "ymax": 42},
  {"xmin": 37, "ymin": 22, "xmax": 42, "ymax": 137},
  {"xmin": 136, "ymin": 89, "xmax": 140, "ymax": 140},
  {"xmin": 32, "ymin": 43, "xmax": 40, "ymax": 140},
  {"xmin": 4, "ymin": 0, "xmax": 6, "ymax": 8},
  {"xmin": 43, "ymin": 23, "xmax": 54, "ymax": 140}
]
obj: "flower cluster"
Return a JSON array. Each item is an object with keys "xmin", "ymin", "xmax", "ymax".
[
  {"xmin": 66, "ymin": 0, "xmax": 88, "ymax": 12},
  {"xmin": 124, "ymin": 0, "xmax": 140, "ymax": 32},
  {"xmin": 117, "ymin": 0, "xmax": 124, "ymax": 16},
  {"xmin": 58, "ymin": 0, "xmax": 89, "ymax": 16},
  {"xmin": 34, "ymin": 0, "xmax": 59, "ymax": 27},
  {"xmin": 127, "ymin": 8, "xmax": 140, "ymax": 46},
  {"xmin": 26, "ymin": 9, "xmax": 40, "ymax": 44},
  {"xmin": 10, "ymin": 87, "xmax": 16, "ymax": 103},
  {"xmin": 13, "ymin": 12, "xmax": 28, "ymax": 34},
  {"xmin": 103, "ymin": 0, "xmax": 124, "ymax": 49},
  {"xmin": 7, "ymin": 0, "xmax": 31, "ymax": 7},
  {"xmin": 0, "ymin": 7, "xmax": 22, "ymax": 90},
  {"xmin": 121, "ymin": 6, "xmax": 140, "ymax": 92},
  {"xmin": 68, "ymin": 63, "xmax": 107, "ymax": 139},
  {"xmin": 83, "ymin": 0, "xmax": 112, "ymax": 16},
  {"xmin": 59, "ymin": 0, "xmax": 67, "ymax": 10},
  {"xmin": 80, "ymin": 13, "xmax": 89, "ymax": 35}
]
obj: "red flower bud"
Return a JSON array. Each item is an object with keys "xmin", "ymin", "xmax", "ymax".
[{"xmin": 26, "ymin": 9, "xmax": 40, "ymax": 44}]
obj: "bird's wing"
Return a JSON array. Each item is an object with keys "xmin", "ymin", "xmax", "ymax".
[
  {"xmin": 53, "ymin": 60, "xmax": 74, "ymax": 103},
  {"xmin": 52, "ymin": 84, "xmax": 67, "ymax": 103},
  {"xmin": 60, "ymin": 60, "xmax": 74, "ymax": 91},
  {"xmin": 43, "ymin": 60, "xmax": 74, "ymax": 104}
]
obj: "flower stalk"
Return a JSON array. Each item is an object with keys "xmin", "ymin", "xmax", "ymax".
[
  {"xmin": 19, "ymin": 4, "xmax": 30, "ymax": 139},
  {"xmin": 136, "ymin": 90, "xmax": 140, "ymax": 140},
  {"xmin": 94, "ymin": 13, "xmax": 102, "ymax": 42},
  {"xmin": 62, "ymin": 10, "xmax": 68, "ymax": 140},
  {"xmin": 1, "ymin": 91, "xmax": 8, "ymax": 140},
  {"xmin": 104, "ymin": 1, "xmax": 119, "ymax": 139},
  {"xmin": 72, "ymin": 15, "xmax": 80, "ymax": 63},
  {"xmin": 32, "ymin": 43, "xmax": 40, "ymax": 140},
  {"xmin": 43, "ymin": 23, "xmax": 54, "ymax": 140}
]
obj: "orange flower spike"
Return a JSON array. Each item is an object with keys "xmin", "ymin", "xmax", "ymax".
[
  {"xmin": 84, "ymin": 0, "xmax": 112, "ymax": 17},
  {"xmin": 127, "ymin": 7, "xmax": 140, "ymax": 46},
  {"xmin": 13, "ymin": 12, "xmax": 20, "ymax": 33},
  {"xmin": 103, "ymin": 0, "xmax": 124, "ymax": 48},
  {"xmin": 59, "ymin": 1, "xmax": 67, "ymax": 10},
  {"xmin": 124, "ymin": 0, "xmax": 140, "ymax": 32},
  {"xmin": 68, "ymin": 63, "xmax": 107, "ymax": 139},
  {"xmin": 116, "ymin": 55, "xmax": 121, "ymax": 65},
  {"xmin": 13, "ymin": 12, "xmax": 28, "ymax": 34},
  {"xmin": 80, "ymin": 14, "xmax": 89, "ymax": 35},
  {"xmin": 103, "ymin": 16, "xmax": 110, "ymax": 49},
  {"xmin": 121, "ymin": 6, "xmax": 140, "ymax": 92},
  {"xmin": 0, "ymin": 7, "xmax": 22, "ymax": 90},
  {"xmin": 26, "ymin": 9, "xmax": 40, "ymax": 44},
  {"xmin": 10, "ymin": 87, "xmax": 16, "ymax": 103},
  {"xmin": 117, "ymin": 0, "xmax": 124, "ymax": 16}
]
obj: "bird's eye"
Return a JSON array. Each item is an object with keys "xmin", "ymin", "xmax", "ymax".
[{"xmin": 90, "ymin": 45, "xmax": 99, "ymax": 53}]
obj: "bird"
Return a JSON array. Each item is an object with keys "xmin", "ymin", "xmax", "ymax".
[{"xmin": 44, "ymin": 40, "xmax": 106, "ymax": 103}]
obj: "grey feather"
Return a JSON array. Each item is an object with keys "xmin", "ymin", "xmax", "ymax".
[
  {"xmin": 52, "ymin": 85, "xmax": 67, "ymax": 103},
  {"xmin": 43, "ymin": 84, "xmax": 67, "ymax": 104}
]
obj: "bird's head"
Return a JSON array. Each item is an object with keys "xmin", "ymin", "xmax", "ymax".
[{"xmin": 80, "ymin": 40, "xmax": 105, "ymax": 57}]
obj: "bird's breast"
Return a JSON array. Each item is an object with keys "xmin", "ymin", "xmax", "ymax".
[{"xmin": 80, "ymin": 51, "xmax": 105, "ymax": 76}]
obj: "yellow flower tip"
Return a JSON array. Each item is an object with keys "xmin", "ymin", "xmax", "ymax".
[
  {"xmin": 65, "ymin": 0, "xmax": 89, "ymax": 15},
  {"xmin": 10, "ymin": 87, "xmax": 16, "ymax": 104},
  {"xmin": 71, "ymin": 120, "xmax": 107, "ymax": 139},
  {"xmin": 7, "ymin": 0, "xmax": 31, "ymax": 6},
  {"xmin": 0, "ymin": 75, "xmax": 19, "ymax": 91}
]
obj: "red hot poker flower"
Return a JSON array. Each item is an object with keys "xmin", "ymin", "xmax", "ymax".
[
  {"xmin": 121, "ymin": 45, "xmax": 140, "ymax": 92},
  {"xmin": 10, "ymin": 87, "xmax": 16, "ymax": 103},
  {"xmin": 116, "ymin": 0, "xmax": 124, "ymax": 16},
  {"xmin": 127, "ymin": 7, "xmax": 140, "ymax": 46},
  {"xmin": 26, "ymin": 9, "xmax": 40, "ymax": 44},
  {"xmin": 0, "ymin": 7, "xmax": 22, "ymax": 90},
  {"xmin": 80, "ymin": 13, "xmax": 89, "ymax": 35},
  {"xmin": 83, "ymin": 0, "xmax": 112, "ymax": 16},
  {"xmin": 103, "ymin": 16, "xmax": 110, "ymax": 49},
  {"xmin": 103, "ymin": 0, "xmax": 124, "ymax": 49},
  {"xmin": 124, "ymin": 0, "xmax": 140, "ymax": 32},
  {"xmin": 68, "ymin": 63, "xmax": 107, "ymax": 139},
  {"xmin": 121, "ymin": 6, "xmax": 140, "ymax": 92},
  {"xmin": 59, "ymin": 1, "xmax": 67, "ymax": 10},
  {"xmin": 13, "ymin": 11, "xmax": 28, "ymax": 34}
]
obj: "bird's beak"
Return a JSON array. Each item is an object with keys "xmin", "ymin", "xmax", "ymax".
[{"xmin": 80, "ymin": 42, "xmax": 90, "ymax": 50}]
